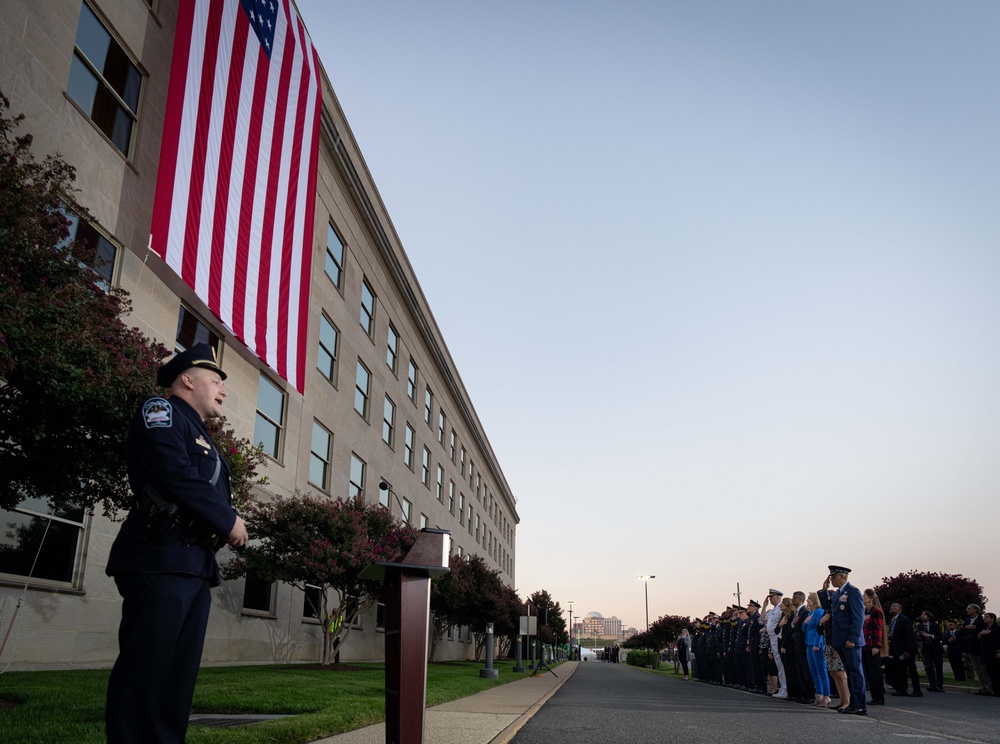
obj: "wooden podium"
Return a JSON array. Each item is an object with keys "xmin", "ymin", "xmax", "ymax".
[{"xmin": 359, "ymin": 528, "xmax": 451, "ymax": 744}]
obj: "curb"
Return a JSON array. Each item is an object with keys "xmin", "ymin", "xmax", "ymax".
[{"xmin": 489, "ymin": 664, "xmax": 579, "ymax": 744}]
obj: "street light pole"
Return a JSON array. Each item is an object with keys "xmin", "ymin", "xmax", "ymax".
[
  {"xmin": 637, "ymin": 575, "xmax": 656, "ymax": 630},
  {"xmin": 567, "ymin": 600, "xmax": 575, "ymax": 661}
]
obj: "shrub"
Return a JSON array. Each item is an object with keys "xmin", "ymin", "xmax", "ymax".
[{"xmin": 626, "ymin": 649, "xmax": 660, "ymax": 668}]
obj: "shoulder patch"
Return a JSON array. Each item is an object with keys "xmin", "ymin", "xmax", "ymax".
[{"xmin": 143, "ymin": 398, "xmax": 173, "ymax": 429}]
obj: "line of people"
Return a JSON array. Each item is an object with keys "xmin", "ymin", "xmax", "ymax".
[{"xmin": 682, "ymin": 566, "xmax": 999, "ymax": 716}]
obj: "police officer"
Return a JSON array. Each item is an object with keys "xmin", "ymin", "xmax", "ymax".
[{"xmin": 105, "ymin": 344, "xmax": 248, "ymax": 743}]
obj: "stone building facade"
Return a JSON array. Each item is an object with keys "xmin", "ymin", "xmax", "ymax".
[{"xmin": 0, "ymin": 0, "xmax": 518, "ymax": 669}]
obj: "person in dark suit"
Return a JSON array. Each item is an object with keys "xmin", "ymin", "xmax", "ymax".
[
  {"xmin": 917, "ymin": 611, "xmax": 944, "ymax": 692},
  {"xmin": 963, "ymin": 604, "xmax": 992, "ymax": 695},
  {"xmin": 943, "ymin": 621, "xmax": 967, "ymax": 681},
  {"xmin": 105, "ymin": 344, "xmax": 249, "ymax": 744},
  {"xmin": 791, "ymin": 590, "xmax": 816, "ymax": 701},
  {"xmin": 820, "ymin": 565, "xmax": 867, "ymax": 715},
  {"xmin": 888, "ymin": 603, "xmax": 922, "ymax": 697}
]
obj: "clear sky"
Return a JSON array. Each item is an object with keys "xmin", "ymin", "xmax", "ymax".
[{"xmin": 297, "ymin": 1, "xmax": 1000, "ymax": 628}]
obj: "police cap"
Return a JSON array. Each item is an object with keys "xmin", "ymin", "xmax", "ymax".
[
  {"xmin": 157, "ymin": 343, "xmax": 227, "ymax": 387},
  {"xmin": 828, "ymin": 565, "xmax": 851, "ymax": 576}
]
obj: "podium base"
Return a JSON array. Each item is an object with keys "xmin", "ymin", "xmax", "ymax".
[{"xmin": 479, "ymin": 669, "xmax": 499, "ymax": 679}]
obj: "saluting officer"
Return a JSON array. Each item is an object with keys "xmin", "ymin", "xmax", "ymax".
[
  {"xmin": 105, "ymin": 344, "xmax": 248, "ymax": 743},
  {"xmin": 820, "ymin": 565, "xmax": 868, "ymax": 716}
]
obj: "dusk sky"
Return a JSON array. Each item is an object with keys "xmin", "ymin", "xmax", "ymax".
[{"xmin": 298, "ymin": 1, "xmax": 999, "ymax": 629}]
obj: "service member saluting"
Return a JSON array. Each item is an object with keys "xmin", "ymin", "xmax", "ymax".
[
  {"xmin": 105, "ymin": 343, "xmax": 248, "ymax": 743},
  {"xmin": 820, "ymin": 565, "xmax": 868, "ymax": 716}
]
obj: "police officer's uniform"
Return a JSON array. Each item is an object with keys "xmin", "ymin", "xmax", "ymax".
[{"xmin": 105, "ymin": 344, "xmax": 239, "ymax": 744}]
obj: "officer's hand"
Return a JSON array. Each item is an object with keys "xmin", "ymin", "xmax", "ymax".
[
  {"xmin": 846, "ymin": 640, "xmax": 855, "ymax": 648},
  {"xmin": 228, "ymin": 516, "xmax": 249, "ymax": 547}
]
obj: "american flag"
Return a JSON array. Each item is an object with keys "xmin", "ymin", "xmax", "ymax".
[{"xmin": 150, "ymin": 0, "xmax": 321, "ymax": 394}]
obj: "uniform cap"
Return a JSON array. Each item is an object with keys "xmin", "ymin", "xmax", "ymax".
[
  {"xmin": 747, "ymin": 599, "xmax": 760, "ymax": 609},
  {"xmin": 769, "ymin": 589, "xmax": 783, "ymax": 597},
  {"xmin": 828, "ymin": 565, "xmax": 851, "ymax": 576},
  {"xmin": 157, "ymin": 343, "xmax": 227, "ymax": 387}
]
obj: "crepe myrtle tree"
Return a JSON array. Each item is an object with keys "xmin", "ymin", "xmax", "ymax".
[
  {"xmin": 0, "ymin": 93, "xmax": 169, "ymax": 518},
  {"xmin": 224, "ymin": 491, "xmax": 411, "ymax": 665},
  {"xmin": 430, "ymin": 553, "xmax": 521, "ymax": 661},
  {"xmin": 874, "ymin": 571, "xmax": 987, "ymax": 627}
]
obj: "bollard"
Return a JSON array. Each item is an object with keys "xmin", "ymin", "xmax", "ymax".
[
  {"xmin": 480, "ymin": 623, "xmax": 499, "ymax": 679},
  {"xmin": 514, "ymin": 634, "xmax": 525, "ymax": 673}
]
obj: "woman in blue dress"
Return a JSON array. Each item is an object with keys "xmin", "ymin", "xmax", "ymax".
[{"xmin": 804, "ymin": 591, "xmax": 830, "ymax": 707}]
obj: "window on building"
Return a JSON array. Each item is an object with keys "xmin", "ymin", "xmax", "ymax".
[
  {"xmin": 360, "ymin": 278, "xmax": 376, "ymax": 336},
  {"xmin": 303, "ymin": 584, "xmax": 323, "ymax": 620},
  {"xmin": 437, "ymin": 410, "xmax": 446, "ymax": 444},
  {"xmin": 378, "ymin": 479, "xmax": 390, "ymax": 508},
  {"xmin": 243, "ymin": 573, "xmax": 275, "ymax": 614},
  {"xmin": 324, "ymin": 223, "xmax": 345, "ymax": 289},
  {"xmin": 317, "ymin": 313, "xmax": 339, "ymax": 384},
  {"xmin": 460, "ymin": 447, "xmax": 466, "ymax": 476},
  {"xmin": 424, "ymin": 386, "xmax": 433, "ymax": 425},
  {"xmin": 67, "ymin": 3, "xmax": 141, "ymax": 157},
  {"xmin": 407, "ymin": 360, "xmax": 417, "ymax": 403},
  {"xmin": 382, "ymin": 396, "xmax": 395, "ymax": 447},
  {"xmin": 0, "ymin": 498, "xmax": 87, "ymax": 588},
  {"xmin": 436, "ymin": 465, "xmax": 444, "ymax": 503},
  {"xmin": 459, "ymin": 493, "xmax": 466, "ymax": 525},
  {"xmin": 309, "ymin": 421, "xmax": 332, "ymax": 492},
  {"xmin": 349, "ymin": 454, "xmax": 366, "ymax": 500},
  {"xmin": 354, "ymin": 360, "xmax": 371, "ymax": 420},
  {"xmin": 475, "ymin": 515, "xmax": 480, "ymax": 542},
  {"xmin": 448, "ymin": 481, "xmax": 455, "ymax": 514},
  {"xmin": 61, "ymin": 209, "xmax": 119, "ymax": 289},
  {"xmin": 468, "ymin": 507, "xmax": 474, "ymax": 535},
  {"xmin": 404, "ymin": 424, "xmax": 415, "ymax": 470},
  {"xmin": 254, "ymin": 374, "xmax": 284, "ymax": 459},
  {"xmin": 421, "ymin": 448, "xmax": 430, "ymax": 487},
  {"xmin": 175, "ymin": 305, "xmax": 221, "ymax": 355},
  {"xmin": 386, "ymin": 324, "xmax": 399, "ymax": 373},
  {"xmin": 419, "ymin": 513, "xmax": 428, "ymax": 530},
  {"xmin": 449, "ymin": 430, "xmax": 457, "ymax": 462},
  {"xmin": 400, "ymin": 497, "xmax": 411, "ymax": 525},
  {"xmin": 469, "ymin": 461, "xmax": 474, "ymax": 489}
]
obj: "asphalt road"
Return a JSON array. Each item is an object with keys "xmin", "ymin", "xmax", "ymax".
[{"xmin": 510, "ymin": 662, "xmax": 1000, "ymax": 744}]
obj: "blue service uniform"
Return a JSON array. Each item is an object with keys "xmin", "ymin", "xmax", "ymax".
[
  {"xmin": 821, "ymin": 581, "xmax": 867, "ymax": 712},
  {"xmin": 105, "ymin": 395, "xmax": 238, "ymax": 743}
]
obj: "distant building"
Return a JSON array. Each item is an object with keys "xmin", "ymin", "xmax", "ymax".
[
  {"xmin": 577, "ymin": 611, "xmax": 625, "ymax": 640},
  {"xmin": 0, "ymin": 0, "xmax": 518, "ymax": 669}
]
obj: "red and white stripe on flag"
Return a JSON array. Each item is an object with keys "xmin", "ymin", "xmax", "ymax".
[{"xmin": 150, "ymin": 0, "xmax": 321, "ymax": 394}]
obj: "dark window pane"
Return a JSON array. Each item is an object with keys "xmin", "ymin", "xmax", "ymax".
[
  {"xmin": 175, "ymin": 307, "xmax": 220, "ymax": 353},
  {"xmin": 243, "ymin": 573, "xmax": 273, "ymax": 612},
  {"xmin": 0, "ymin": 510, "xmax": 81, "ymax": 583},
  {"xmin": 102, "ymin": 43, "xmax": 140, "ymax": 112},
  {"xmin": 75, "ymin": 4, "xmax": 112, "ymax": 72},
  {"xmin": 254, "ymin": 413, "xmax": 279, "ymax": 457},
  {"xmin": 303, "ymin": 585, "xmax": 322, "ymax": 619},
  {"xmin": 67, "ymin": 54, "xmax": 99, "ymax": 112}
]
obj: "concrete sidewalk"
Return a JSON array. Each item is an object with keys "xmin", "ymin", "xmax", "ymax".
[{"xmin": 311, "ymin": 661, "xmax": 578, "ymax": 744}]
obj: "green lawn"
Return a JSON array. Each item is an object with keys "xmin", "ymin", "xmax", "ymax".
[{"xmin": 0, "ymin": 659, "xmax": 538, "ymax": 744}]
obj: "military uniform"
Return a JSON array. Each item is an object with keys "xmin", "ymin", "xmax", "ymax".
[
  {"xmin": 105, "ymin": 345, "xmax": 239, "ymax": 744},
  {"xmin": 821, "ymin": 565, "xmax": 868, "ymax": 715}
]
